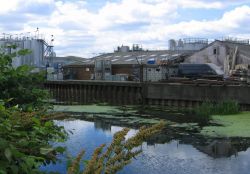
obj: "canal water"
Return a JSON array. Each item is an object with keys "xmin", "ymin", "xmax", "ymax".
[{"xmin": 41, "ymin": 117, "xmax": 250, "ymax": 174}]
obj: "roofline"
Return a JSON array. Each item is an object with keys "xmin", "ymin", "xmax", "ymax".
[
  {"xmin": 187, "ymin": 40, "xmax": 223, "ymax": 58},
  {"xmin": 63, "ymin": 64, "xmax": 94, "ymax": 68}
]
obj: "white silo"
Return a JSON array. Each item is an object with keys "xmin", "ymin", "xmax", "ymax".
[{"xmin": 169, "ymin": 39, "xmax": 176, "ymax": 51}]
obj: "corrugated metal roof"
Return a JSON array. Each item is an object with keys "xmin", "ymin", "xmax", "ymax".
[
  {"xmin": 98, "ymin": 50, "xmax": 191, "ymax": 65},
  {"xmin": 64, "ymin": 50, "xmax": 193, "ymax": 67}
]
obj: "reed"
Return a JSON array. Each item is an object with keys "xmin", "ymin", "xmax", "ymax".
[
  {"xmin": 67, "ymin": 122, "xmax": 166, "ymax": 174},
  {"xmin": 194, "ymin": 100, "xmax": 240, "ymax": 123}
]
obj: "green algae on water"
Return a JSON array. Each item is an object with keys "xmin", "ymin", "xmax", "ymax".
[
  {"xmin": 52, "ymin": 105, "xmax": 161, "ymax": 125},
  {"xmin": 201, "ymin": 112, "xmax": 250, "ymax": 138},
  {"xmin": 53, "ymin": 105, "xmax": 125, "ymax": 114}
]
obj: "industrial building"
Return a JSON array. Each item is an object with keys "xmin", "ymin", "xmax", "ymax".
[
  {"xmin": 62, "ymin": 41, "xmax": 201, "ymax": 81},
  {"xmin": 169, "ymin": 38, "xmax": 208, "ymax": 51},
  {"xmin": 61, "ymin": 38, "xmax": 250, "ymax": 82},
  {"xmin": 0, "ymin": 32, "xmax": 54, "ymax": 69},
  {"xmin": 185, "ymin": 38, "xmax": 250, "ymax": 77},
  {"xmin": 92, "ymin": 41, "xmax": 208, "ymax": 82},
  {"xmin": 63, "ymin": 61, "xmax": 95, "ymax": 80},
  {"xmin": 62, "ymin": 39, "xmax": 212, "ymax": 81},
  {"xmin": 53, "ymin": 56, "xmax": 88, "ymax": 68}
]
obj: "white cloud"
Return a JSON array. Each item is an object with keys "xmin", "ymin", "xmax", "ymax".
[
  {"xmin": 177, "ymin": 0, "xmax": 224, "ymax": 9},
  {"xmin": 0, "ymin": 0, "xmax": 20, "ymax": 14},
  {"xmin": 0, "ymin": 0, "xmax": 250, "ymax": 57},
  {"xmin": 0, "ymin": 0, "xmax": 53, "ymax": 14}
]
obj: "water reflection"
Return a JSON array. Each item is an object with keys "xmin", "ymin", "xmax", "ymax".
[
  {"xmin": 94, "ymin": 120, "xmax": 111, "ymax": 132},
  {"xmin": 146, "ymin": 132, "xmax": 250, "ymax": 159},
  {"xmin": 196, "ymin": 140, "xmax": 238, "ymax": 158},
  {"xmin": 41, "ymin": 118, "xmax": 250, "ymax": 174}
]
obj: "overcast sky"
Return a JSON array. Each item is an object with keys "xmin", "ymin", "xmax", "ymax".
[{"xmin": 0, "ymin": 0, "xmax": 250, "ymax": 57}]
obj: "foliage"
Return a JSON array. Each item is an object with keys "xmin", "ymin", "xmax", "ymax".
[
  {"xmin": 67, "ymin": 122, "xmax": 166, "ymax": 174},
  {"xmin": 0, "ymin": 47, "xmax": 67, "ymax": 174},
  {"xmin": 0, "ymin": 102, "xmax": 67, "ymax": 174},
  {"xmin": 194, "ymin": 100, "xmax": 240, "ymax": 123},
  {"xmin": 0, "ymin": 46, "xmax": 49, "ymax": 111}
]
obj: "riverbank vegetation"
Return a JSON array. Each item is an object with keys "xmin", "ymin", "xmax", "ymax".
[
  {"xmin": 0, "ymin": 47, "xmax": 67, "ymax": 173},
  {"xmin": 194, "ymin": 100, "xmax": 240, "ymax": 124}
]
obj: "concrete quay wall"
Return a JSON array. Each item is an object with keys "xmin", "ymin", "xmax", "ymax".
[
  {"xmin": 146, "ymin": 83, "xmax": 250, "ymax": 104},
  {"xmin": 45, "ymin": 81, "xmax": 250, "ymax": 108}
]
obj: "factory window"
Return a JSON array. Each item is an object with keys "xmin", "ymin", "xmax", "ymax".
[
  {"xmin": 213, "ymin": 48, "xmax": 217, "ymax": 55},
  {"xmin": 156, "ymin": 68, "xmax": 160, "ymax": 72},
  {"xmin": 213, "ymin": 47, "xmax": 219, "ymax": 55}
]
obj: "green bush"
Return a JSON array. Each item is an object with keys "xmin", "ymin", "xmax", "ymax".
[
  {"xmin": 0, "ymin": 47, "xmax": 66, "ymax": 174},
  {"xmin": 0, "ymin": 102, "xmax": 67, "ymax": 174},
  {"xmin": 0, "ymin": 46, "xmax": 49, "ymax": 111}
]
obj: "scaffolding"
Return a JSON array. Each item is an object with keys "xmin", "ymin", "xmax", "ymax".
[
  {"xmin": 221, "ymin": 37, "xmax": 249, "ymax": 45},
  {"xmin": 183, "ymin": 38, "xmax": 209, "ymax": 44}
]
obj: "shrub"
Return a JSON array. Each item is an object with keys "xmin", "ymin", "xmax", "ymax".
[
  {"xmin": 0, "ymin": 47, "xmax": 66, "ymax": 173},
  {"xmin": 0, "ymin": 46, "xmax": 49, "ymax": 111},
  {"xmin": 0, "ymin": 103, "xmax": 66, "ymax": 174}
]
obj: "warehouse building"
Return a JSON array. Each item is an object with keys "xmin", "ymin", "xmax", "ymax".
[
  {"xmin": 92, "ymin": 44, "xmax": 194, "ymax": 82},
  {"xmin": 62, "ymin": 39, "xmax": 211, "ymax": 81},
  {"xmin": 62, "ymin": 58, "xmax": 95, "ymax": 80},
  {"xmin": 185, "ymin": 39, "xmax": 250, "ymax": 76}
]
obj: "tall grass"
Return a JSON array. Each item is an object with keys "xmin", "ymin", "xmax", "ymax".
[
  {"xmin": 213, "ymin": 100, "xmax": 240, "ymax": 115},
  {"xmin": 194, "ymin": 102, "xmax": 213, "ymax": 123},
  {"xmin": 194, "ymin": 100, "xmax": 240, "ymax": 124}
]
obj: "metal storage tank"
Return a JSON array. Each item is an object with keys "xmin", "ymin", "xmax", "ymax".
[
  {"xmin": 0, "ymin": 33, "xmax": 51, "ymax": 69},
  {"xmin": 31, "ymin": 39, "xmax": 44, "ymax": 67},
  {"xmin": 178, "ymin": 39, "xmax": 184, "ymax": 47},
  {"xmin": 169, "ymin": 39, "xmax": 176, "ymax": 50},
  {"xmin": 23, "ymin": 40, "xmax": 32, "ymax": 66},
  {"xmin": 120, "ymin": 46, "xmax": 130, "ymax": 52}
]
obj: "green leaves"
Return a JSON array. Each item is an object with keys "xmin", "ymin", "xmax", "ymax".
[
  {"xmin": 0, "ymin": 48, "xmax": 67, "ymax": 173},
  {"xmin": 4, "ymin": 148, "xmax": 12, "ymax": 162},
  {"xmin": 17, "ymin": 49, "xmax": 32, "ymax": 56},
  {"xmin": 45, "ymin": 121, "xmax": 53, "ymax": 127},
  {"xmin": 40, "ymin": 147, "xmax": 54, "ymax": 155},
  {"xmin": 0, "ymin": 49, "xmax": 49, "ymax": 111},
  {"xmin": 0, "ymin": 107, "xmax": 66, "ymax": 173}
]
